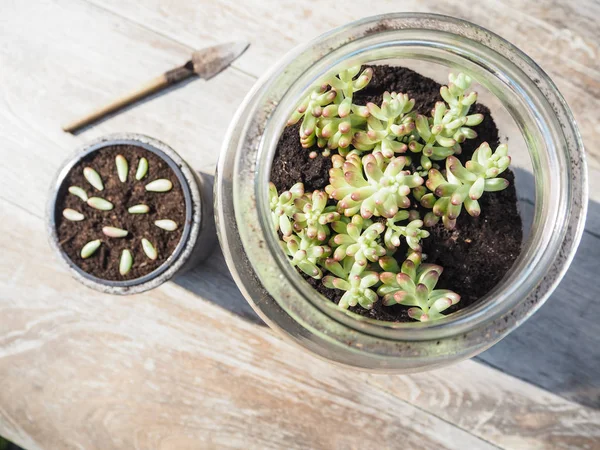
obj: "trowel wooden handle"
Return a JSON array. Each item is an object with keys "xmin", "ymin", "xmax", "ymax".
[{"xmin": 62, "ymin": 65, "xmax": 195, "ymax": 133}]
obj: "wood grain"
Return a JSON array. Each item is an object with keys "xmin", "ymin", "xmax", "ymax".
[
  {"xmin": 0, "ymin": 0, "xmax": 253, "ymax": 214},
  {"xmin": 2, "ymin": 198, "xmax": 599, "ymax": 450},
  {"xmin": 88, "ymin": 0, "xmax": 600, "ymax": 196},
  {"xmin": 2, "ymin": 0, "xmax": 592, "ymax": 408},
  {"xmin": 82, "ymin": 0, "xmax": 600, "ymax": 408},
  {"xmin": 0, "ymin": 0, "xmax": 599, "ymax": 448}
]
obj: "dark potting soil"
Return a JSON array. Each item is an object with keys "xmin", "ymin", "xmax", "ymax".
[
  {"xmin": 56, "ymin": 145, "xmax": 185, "ymax": 281},
  {"xmin": 271, "ymin": 65, "xmax": 523, "ymax": 322}
]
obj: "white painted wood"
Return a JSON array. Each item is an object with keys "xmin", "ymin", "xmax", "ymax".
[
  {"xmin": 88, "ymin": 0, "xmax": 600, "ymax": 198},
  {"xmin": 2, "ymin": 199, "xmax": 599, "ymax": 450},
  {"xmin": 81, "ymin": 0, "xmax": 600, "ymax": 408},
  {"xmin": 0, "ymin": 0, "xmax": 599, "ymax": 448}
]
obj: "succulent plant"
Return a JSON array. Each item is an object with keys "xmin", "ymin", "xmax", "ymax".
[
  {"xmin": 328, "ymin": 66, "xmax": 373, "ymax": 117},
  {"xmin": 269, "ymin": 182, "xmax": 304, "ymax": 237},
  {"xmin": 329, "ymin": 215, "xmax": 386, "ymax": 266},
  {"xmin": 287, "ymin": 84, "xmax": 337, "ymax": 148},
  {"xmin": 279, "ymin": 69, "xmax": 513, "ymax": 323},
  {"xmin": 377, "ymin": 252, "xmax": 460, "ymax": 322},
  {"xmin": 384, "ymin": 211, "xmax": 430, "ymax": 251},
  {"xmin": 292, "ymin": 190, "xmax": 339, "ymax": 241},
  {"xmin": 281, "ymin": 230, "xmax": 331, "ymax": 279},
  {"xmin": 327, "ymin": 153, "xmax": 424, "ymax": 219},
  {"xmin": 315, "ymin": 113, "xmax": 367, "ymax": 154},
  {"xmin": 323, "ymin": 270, "xmax": 380, "ymax": 310},
  {"xmin": 353, "ymin": 91, "xmax": 416, "ymax": 158},
  {"xmin": 408, "ymin": 73, "xmax": 483, "ymax": 170},
  {"xmin": 422, "ymin": 142, "xmax": 510, "ymax": 229}
]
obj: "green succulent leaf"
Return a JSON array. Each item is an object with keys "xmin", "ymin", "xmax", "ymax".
[
  {"xmin": 377, "ymin": 253, "xmax": 460, "ymax": 322},
  {"xmin": 329, "ymin": 215, "xmax": 386, "ymax": 267},
  {"xmin": 326, "ymin": 154, "xmax": 424, "ymax": 219},
  {"xmin": 425, "ymin": 142, "xmax": 511, "ymax": 229},
  {"xmin": 281, "ymin": 230, "xmax": 331, "ymax": 279},
  {"xmin": 324, "ymin": 271, "xmax": 380, "ymax": 310},
  {"xmin": 293, "ymin": 190, "xmax": 339, "ymax": 241}
]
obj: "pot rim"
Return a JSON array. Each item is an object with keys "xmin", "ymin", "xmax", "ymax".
[{"xmin": 47, "ymin": 132, "xmax": 202, "ymax": 295}]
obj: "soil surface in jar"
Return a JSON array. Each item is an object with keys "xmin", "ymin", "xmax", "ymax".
[
  {"xmin": 56, "ymin": 145, "xmax": 186, "ymax": 281},
  {"xmin": 270, "ymin": 65, "xmax": 523, "ymax": 322}
]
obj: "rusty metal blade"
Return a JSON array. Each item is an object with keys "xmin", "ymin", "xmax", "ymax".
[{"xmin": 191, "ymin": 41, "xmax": 250, "ymax": 80}]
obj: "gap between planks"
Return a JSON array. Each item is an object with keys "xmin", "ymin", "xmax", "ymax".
[{"xmin": 1, "ymin": 197, "xmax": 599, "ymax": 450}]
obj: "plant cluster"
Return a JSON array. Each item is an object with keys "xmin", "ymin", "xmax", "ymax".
[
  {"xmin": 273, "ymin": 67, "xmax": 511, "ymax": 322},
  {"xmin": 62, "ymin": 155, "xmax": 178, "ymax": 276}
]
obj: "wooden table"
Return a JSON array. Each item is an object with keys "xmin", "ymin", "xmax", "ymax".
[{"xmin": 1, "ymin": 1, "xmax": 599, "ymax": 449}]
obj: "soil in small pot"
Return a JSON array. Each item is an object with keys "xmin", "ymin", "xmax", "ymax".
[
  {"xmin": 55, "ymin": 145, "xmax": 186, "ymax": 281},
  {"xmin": 271, "ymin": 65, "xmax": 523, "ymax": 322}
]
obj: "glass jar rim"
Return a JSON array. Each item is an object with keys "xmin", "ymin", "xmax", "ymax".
[{"xmin": 218, "ymin": 13, "xmax": 587, "ymax": 354}]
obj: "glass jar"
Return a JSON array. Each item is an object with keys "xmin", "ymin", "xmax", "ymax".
[{"xmin": 215, "ymin": 13, "xmax": 587, "ymax": 371}]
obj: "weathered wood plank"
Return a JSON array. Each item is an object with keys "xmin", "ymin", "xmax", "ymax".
[
  {"xmin": 369, "ymin": 365, "xmax": 600, "ymax": 450},
  {"xmin": 0, "ymin": 199, "xmax": 498, "ymax": 450},
  {"xmin": 0, "ymin": 0, "xmax": 599, "ymax": 448},
  {"xmin": 88, "ymin": 0, "xmax": 600, "ymax": 196},
  {"xmin": 0, "ymin": 1, "xmax": 497, "ymax": 448},
  {"xmin": 2, "ymin": 198, "xmax": 599, "ymax": 450},
  {"xmin": 471, "ymin": 172, "xmax": 600, "ymax": 408},
  {"xmin": 80, "ymin": 0, "xmax": 600, "ymax": 407}
]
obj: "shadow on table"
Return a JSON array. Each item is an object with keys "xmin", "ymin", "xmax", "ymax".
[
  {"xmin": 175, "ymin": 170, "xmax": 599, "ymax": 408},
  {"xmin": 477, "ymin": 168, "xmax": 600, "ymax": 409},
  {"xmin": 173, "ymin": 172, "xmax": 265, "ymax": 326}
]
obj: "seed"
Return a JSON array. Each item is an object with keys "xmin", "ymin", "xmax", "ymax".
[
  {"xmin": 135, "ymin": 157, "xmax": 148, "ymax": 180},
  {"xmin": 116, "ymin": 154, "xmax": 128, "ymax": 182},
  {"xmin": 68, "ymin": 186, "xmax": 88, "ymax": 201},
  {"xmin": 128, "ymin": 204, "xmax": 150, "ymax": 214},
  {"xmin": 83, "ymin": 167, "xmax": 104, "ymax": 191},
  {"xmin": 102, "ymin": 226, "xmax": 128, "ymax": 238},
  {"xmin": 119, "ymin": 249, "xmax": 133, "ymax": 275},
  {"xmin": 81, "ymin": 239, "xmax": 101, "ymax": 259},
  {"xmin": 145, "ymin": 179, "xmax": 173, "ymax": 192},
  {"xmin": 63, "ymin": 208, "xmax": 85, "ymax": 221},
  {"xmin": 154, "ymin": 219, "xmax": 178, "ymax": 231},
  {"xmin": 141, "ymin": 238, "xmax": 157, "ymax": 260},
  {"xmin": 87, "ymin": 197, "xmax": 114, "ymax": 210}
]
